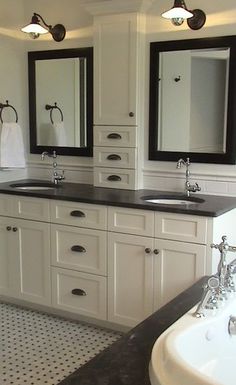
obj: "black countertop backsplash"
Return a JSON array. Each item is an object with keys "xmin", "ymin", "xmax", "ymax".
[
  {"xmin": 0, "ymin": 179, "xmax": 236, "ymax": 217},
  {"xmin": 57, "ymin": 277, "xmax": 206, "ymax": 385}
]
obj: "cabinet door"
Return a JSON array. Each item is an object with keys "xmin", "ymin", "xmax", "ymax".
[
  {"xmin": 153, "ymin": 239, "xmax": 206, "ymax": 310},
  {"xmin": 14, "ymin": 218, "xmax": 51, "ymax": 306},
  {"xmin": 108, "ymin": 232, "xmax": 154, "ymax": 327},
  {"xmin": 94, "ymin": 14, "xmax": 138, "ymax": 125},
  {"xmin": 0, "ymin": 218, "xmax": 16, "ymax": 296}
]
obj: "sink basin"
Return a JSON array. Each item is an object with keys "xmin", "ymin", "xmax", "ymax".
[
  {"xmin": 149, "ymin": 296, "xmax": 236, "ymax": 385},
  {"xmin": 10, "ymin": 182, "xmax": 58, "ymax": 191},
  {"xmin": 142, "ymin": 195, "xmax": 204, "ymax": 206}
]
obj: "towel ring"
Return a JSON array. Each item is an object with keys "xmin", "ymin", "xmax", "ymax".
[
  {"xmin": 0, "ymin": 100, "xmax": 18, "ymax": 123},
  {"xmin": 45, "ymin": 103, "xmax": 64, "ymax": 124}
]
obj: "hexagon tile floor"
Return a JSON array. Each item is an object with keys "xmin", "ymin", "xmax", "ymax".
[{"xmin": 1, "ymin": 302, "xmax": 122, "ymax": 385}]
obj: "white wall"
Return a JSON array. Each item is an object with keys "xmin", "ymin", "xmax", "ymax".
[
  {"xmin": 23, "ymin": 0, "xmax": 94, "ymax": 183},
  {"xmin": 0, "ymin": 0, "xmax": 27, "ymax": 182},
  {"xmin": 144, "ymin": 0, "xmax": 236, "ymax": 196},
  {"xmin": 1, "ymin": 0, "xmax": 236, "ymax": 194}
]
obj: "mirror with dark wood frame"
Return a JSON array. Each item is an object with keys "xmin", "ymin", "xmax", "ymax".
[
  {"xmin": 149, "ymin": 35, "xmax": 236, "ymax": 164},
  {"xmin": 28, "ymin": 47, "xmax": 93, "ymax": 156}
]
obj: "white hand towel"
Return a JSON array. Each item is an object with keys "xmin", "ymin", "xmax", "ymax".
[
  {"xmin": 0, "ymin": 122, "xmax": 26, "ymax": 168},
  {"xmin": 53, "ymin": 122, "xmax": 67, "ymax": 146}
]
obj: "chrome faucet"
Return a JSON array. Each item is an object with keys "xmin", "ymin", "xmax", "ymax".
[
  {"xmin": 194, "ymin": 275, "xmax": 220, "ymax": 318},
  {"xmin": 194, "ymin": 236, "xmax": 236, "ymax": 318},
  {"xmin": 41, "ymin": 150, "xmax": 57, "ymax": 161},
  {"xmin": 211, "ymin": 236, "xmax": 236, "ymax": 297},
  {"xmin": 41, "ymin": 150, "xmax": 65, "ymax": 185},
  {"xmin": 176, "ymin": 157, "xmax": 201, "ymax": 197}
]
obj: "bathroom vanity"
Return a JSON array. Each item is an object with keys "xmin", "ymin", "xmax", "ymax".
[{"xmin": 0, "ymin": 180, "xmax": 236, "ymax": 330}]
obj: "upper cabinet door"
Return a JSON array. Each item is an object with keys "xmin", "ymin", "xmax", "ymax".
[{"xmin": 94, "ymin": 14, "xmax": 138, "ymax": 126}]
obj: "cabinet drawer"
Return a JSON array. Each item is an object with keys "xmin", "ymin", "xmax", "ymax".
[
  {"xmin": 94, "ymin": 126, "xmax": 137, "ymax": 147},
  {"xmin": 50, "ymin": 200, "xmax": 107, "ymax": 230},
  {"xmin": 51, "ymin": 267, "xmax": 107, "ymax": 320},
  {"xmin": 94, "ymin": 147, "xmax": 137, "ymax": 169},
  {"xmin": 108, "ymin": 206, "xmax": 154, "ymax": 237},
  {"xmin": 13, "ymin": 196, "xmax": 50, "ymax": 222},
  {"xmin": 155, "ymin": 212, "xmax": 208, "ymax": 244},
  {"xmin": 94, "ymin": 167, "xmax": 138, "ymax": 190},
  {"xmin": 0, "ymin": 194, "xmax": 13, "ymax": 216},
  {"xmin": 51, "ymin": 224, "xmax": 107, "ymax": 276}
]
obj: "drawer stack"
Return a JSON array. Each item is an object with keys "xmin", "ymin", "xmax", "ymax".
[
  {"xmin": 93, "ymin": 126, "xmax": 138, "ymax": 190},
  {"xmin": 50, "ymin": 200, "xmax": 107, "ymax": 320}
]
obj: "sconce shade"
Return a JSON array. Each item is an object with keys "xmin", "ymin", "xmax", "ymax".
[
  {"xmin": 21, "ymin": 13, "xmax": 66, "ymax": 42},
  {"xmin": 161, "ymin": 0, "xmax": 193, "ymax": 19},
  {"xmin": 21, "ymin": 14, "xmax": 48, "ymax": 34}
]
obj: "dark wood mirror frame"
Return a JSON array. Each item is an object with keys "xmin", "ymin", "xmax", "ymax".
[
  {"xmin": 28, "ymin": 47, "xmax": 93, "ymax": 157},
  {"xmin": 149, "ymin": 35, "xmax": 236, "ymax": 164}
]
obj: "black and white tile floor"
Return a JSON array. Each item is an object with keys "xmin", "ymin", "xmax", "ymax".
[{"xmin": 1, "ymin": 302, "xmax": 122, "ymax": 385}]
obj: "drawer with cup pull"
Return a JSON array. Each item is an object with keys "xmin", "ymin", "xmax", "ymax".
[
  {"xmin": 94, "ymin": 167, "xmax": 138, "ymax": 190},
  {"xmin": 50, "ymin": 200, "xmax": 107, "ymax": 229},
  {"xmin": 51, "ymin": 267, "xmax": 107, "ymax": 320},
  {"xmin": 94, "ymin": 147, "xmax": 137, "ymax": 168},
  {"xmin": 51, "ymin": 224, "xmax": 107, "ymax": 275},
  {"xmin": 94, "ymin": 125, "xmax": 137, "ymax": 147}
]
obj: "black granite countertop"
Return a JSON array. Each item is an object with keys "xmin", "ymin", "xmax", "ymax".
[
  {"xmin": 58, "ymin": 277, "xmax": 206, "ymax": 385},
  {"xmin": 0, "ymin": 179, "xmax": 235, "ymax": 217}
]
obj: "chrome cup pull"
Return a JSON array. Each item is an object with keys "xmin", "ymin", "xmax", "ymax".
[
  {"xmin": 107, "ymin": 154, "xmax": 121, "ymax": 161},
  {"xmin": 70, "ymin": 210, "xmax": 86, "ymax": 218},
  {"xmin": 107, "ymin": 133, "xmax": 121, "ymax": 139},
  {"xmin": 107, "ymin": 175, "xmax": 121, "ymax": 182},
  {"xmin": 71, "ymin": 288, "xmax": 87, "ymax": 296},
  {"xmin": 71, "ymin": 245, "xmax": 86, "ymax": 253}
]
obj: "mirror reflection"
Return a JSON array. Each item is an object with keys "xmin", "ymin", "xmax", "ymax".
[
  {"xmin": 149, "ymin": 36, "xmax": 236, "ymax": 164},
  {"xmin": 29, "ymin": 48, "xmax": 93, "ymax": 157},
  {"xmin": 158, "ymin": 48, "xmax": 229, "ymax": 153}
]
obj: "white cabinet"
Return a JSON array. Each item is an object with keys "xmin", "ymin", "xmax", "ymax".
[
  {"xmin": 93, "ymin": 13, "xmax": 143, "ymax": 190},
  {"xmin": 94, "ymin": 126, "xmax": 139, "ymax": 190},
  {"xmin": 107, "ymin": 206, "xmax": 208, "ymax": 327},
  {"xmin": 51, "ymin": 201, "xmax": 108, "ymax": 320},
  {"xmin": 1, "ymin": 192, "xmax": 235, "ymax": 329},
  {"xmin": 108, "ymin": 232, "xmax": 154, "ymax": 326},
  {"xmin": 0, "ymin": 202, "xmax": 51, "ymax": 306},
  {"xmin": 153, "ymin": 239, "xmax": 206, "ymax": 310},
  {"xmin": 94, "ymin": 14, "xmax": 139, "ymax": 126}
]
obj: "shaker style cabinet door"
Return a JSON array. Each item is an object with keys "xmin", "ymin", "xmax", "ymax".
[
  {"xmin": 0, "ymin": 217, "xmax": 51, "ymax": 306},
  {"xmin": 108, "ymin": 232, "xmax": 154, "ymax": 327},
  {"xmin": 94, "ymin": 14, "xmax": 138, "ymax": 125},
  {"xmin": 153, "ymin": 238, "xmax": 207, "ymax": 311}
]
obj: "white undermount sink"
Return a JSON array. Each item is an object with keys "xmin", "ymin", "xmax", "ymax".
[
  {"xmin": 149, "ymin": 296, "xmax": 236, "ymax": 385},
  {"xmin": 10, "ymin": 182, "xmax": 58, "ymax": 190},
  {"xmin": 142, "ymin": 196, "xmax": 204, "ymax": 206}
]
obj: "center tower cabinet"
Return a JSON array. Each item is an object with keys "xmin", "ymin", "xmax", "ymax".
[{"xmin": 93, "ymin": 12, "xmax": 145, "ymax": 190}]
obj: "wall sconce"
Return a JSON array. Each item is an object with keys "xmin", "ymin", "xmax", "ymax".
[
  {"xmin": 21, "ymin": 13, "xmax": 66, "ymax": 42},
  {"xmin": 161, "ymin": 0, "xmax": 206, "ymax": 30}
]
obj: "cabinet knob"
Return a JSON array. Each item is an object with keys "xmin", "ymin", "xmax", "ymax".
[
  {"xmin": 71, "ymin": 245, "xmax": 86, "ymax": 253},
  {"xmin": 6, "ymin": 226, "xmax": 11, "ymax": 231},
  {"xmin": 145, "ymin": 247, "xmax": 151, "ymax": 254},
  {"xmin": 153, "ymin": 249, "xmax": 160, "ymax": 255},
  {"xmin": 71, "ymin": 288, "xmax": 87, "ymax": 296},
  {"xmin": 70, "ymin": 210, "xmax": 85, "ymax": 218},
  {"xmin": 12, "ymin": 227, "xmax": 18, "ymax": 232},
  {"xmin": 129, "ymin": 112, "xmax": 134, "ymax": 117}
]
